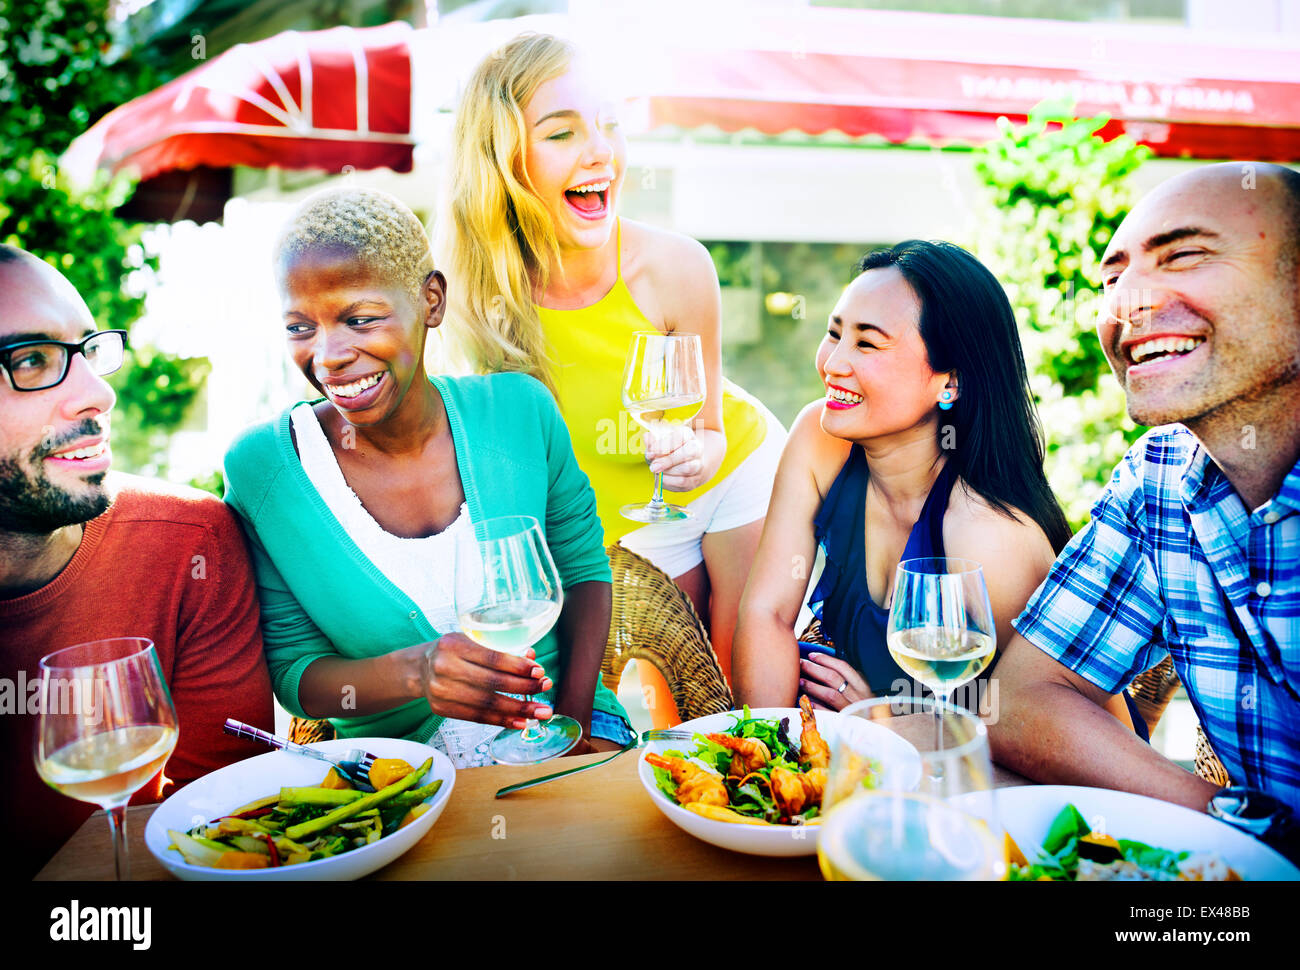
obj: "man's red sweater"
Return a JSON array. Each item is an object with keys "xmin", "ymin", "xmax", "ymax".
[{"xmin": 1, "ymin": 475, "xmax": 275, "ymax": 878}]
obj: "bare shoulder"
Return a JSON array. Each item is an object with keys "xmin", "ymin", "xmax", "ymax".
[
  {"xmin": 785, "ymin": 400, "xmax": 854, "ymax": 500},
  {"xmin": 943, "ymin": 483, "xmax": 1056, "ymax": 576},
  {"xmin": 623, "ymin": 219, "xmax": 712, "ymax": 275},
  {"xmin": 621, "ymin": 220, "xmax": 717, "ymax": 324}
]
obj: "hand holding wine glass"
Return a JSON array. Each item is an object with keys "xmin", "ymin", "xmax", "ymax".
[
  {"xmin": 34, "ymin": 637, "xmax": 179, "ymax": 881},
  {"xmin": 418, "ymin": 632, "xmax": 554, "ymax": 728},
  {"xmin": 453, "ymin": 515, "xmax": 580, "ymax": 764},
  {"xmin": 620, "ymin": 331, "xmax": 706, "ymax": 522}
]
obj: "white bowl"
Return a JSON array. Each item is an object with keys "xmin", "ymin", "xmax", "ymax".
[
  {"xmin": 959, "ymin": 785, "xmax": 1300, "ymax": 881},
  {"xmin": 145, "ymin": 738, "xmax": 455, "ymax": 880},
  {"xmin": 637, "ymin": 707, "xmax": 919, "ymax": 857}
]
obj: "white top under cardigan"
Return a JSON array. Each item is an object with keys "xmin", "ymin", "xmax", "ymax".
[{"xmin": 290, "ymin": 404, "xmax": 500, "ymax": 768}]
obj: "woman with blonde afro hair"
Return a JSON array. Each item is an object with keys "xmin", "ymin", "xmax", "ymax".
[
  {"xmin": 437, "ymin": 35, "xmax": 786, "ymax": 721},
  {"xmin": 223, "ymin": 185, "xmax": 633, "ymax": 765}
]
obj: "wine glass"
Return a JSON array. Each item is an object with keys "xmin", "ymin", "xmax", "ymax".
[
  {"xmin": 886, "ymin": 557, "xmax": 995, "ymax": 752},
  {"xmin": 453, "ymin": 515, "xmax": 580, "ymax": 764},
  {"xmin": 817, "ymin": 695, "xmax": 1004, "ymax": 881},
  {"xmin": 34, "ymin": 637, "xmax": 179, "ymax": 881},
  {"xmin": 619, "ymin": 331, "xmax": 706, "ymax": 522}
]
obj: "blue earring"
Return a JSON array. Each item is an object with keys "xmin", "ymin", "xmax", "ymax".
[{"xmin": 938, "ymin": 390, "xmax": 954, "ymax": 411}]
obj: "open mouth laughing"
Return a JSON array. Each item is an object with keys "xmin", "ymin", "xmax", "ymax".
[
  {"xmin": 1122, "ymin": 334, "xmax": 1207, "ymax": 377},
  {"xmin": 564, "ymin": 179, "xmax": 611, "ymax": 220},
  {"xmin": 825, "ymin": 383, "xmax": 864, "ymax": 410},
  {"xmin": 322, "ymin": 371, "xmax": 387, "ymax": 411},
  {"xmin": 44, "ymin": 437, "xmax": 111, "ymax": 474}
]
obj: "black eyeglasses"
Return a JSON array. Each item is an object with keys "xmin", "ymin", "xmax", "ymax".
[{"xmin": 0, "ymin": 330, "xmax": 129, "ymax": 392}]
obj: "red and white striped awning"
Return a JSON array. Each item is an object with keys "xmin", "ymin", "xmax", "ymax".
[{"xmin": 67, "ymin": 22, "xmax": 415, "ymax": 182}]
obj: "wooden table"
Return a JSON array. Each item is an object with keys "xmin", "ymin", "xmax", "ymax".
[{"xmin": 37, "ymin": 751, "xmax": 1031, "ymax": 881}]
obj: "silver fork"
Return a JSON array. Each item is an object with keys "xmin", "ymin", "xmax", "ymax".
[
  {"xmin": 223, "ymin": 718, "xmax": 379, "ymax": 792},
  {"xmin": 493, "ymin": 727, "xmax": 697, "ymax": 798}
]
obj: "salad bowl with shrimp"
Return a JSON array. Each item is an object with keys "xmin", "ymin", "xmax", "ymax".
[{"xmin": 637, "ymin": 698, "xmax": 920, "ymax": 857}]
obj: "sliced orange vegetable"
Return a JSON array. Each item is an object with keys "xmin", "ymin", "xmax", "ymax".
[
  {"xmin": 368, "ymin": 758, "xmax": 415, "ymax": 791},
  {"xmin": 1080, "ymin": 832, "xmax": 1122, "ymax": 851},
  {"xmin": 319, "ymin": 767, "xmax": 351, "ymax": 790},
  {"xmin": 1005, "ymin": 832, "xmax": 1029, "ymax": 869},
  {"xmin": 1078, "ymin": 831, "xmax": 1124, "ymax": 864},
  {"xmin": 683, "ymin": 803, "xmax": 772, "ymax": 825},
  {"xmin": 399, "ymin": 804, "xmax": 431, "ymax": 829},
  {"xmin": 214, "ymin": 851, "xmax": 271, "ymax": 870}
]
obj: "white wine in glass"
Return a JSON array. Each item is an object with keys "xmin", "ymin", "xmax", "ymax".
[
  {"xmin": 34, "ymin": 637, "xmax": 179, "ymax": 881},
  {"xmin": 40, "ymin": 725, "xmax": 177, "ymax": 806},
  {"xmin": 886, "ymin": 557, "xmax": 996, "ymax": 752},
  {"xmin": 886, "ymin": 627, "xmax": 996, "ymax": 697},
  {"xmin": 620, "ymin": 331, "xmax": 706, "ymax": 523},
  {"xmin": 460, "ymin": 599, "xmax": 563, "ymax": 655},
  {"xmin": 454, "ymin": 515, "xmax": 580, "ymax": 764}
]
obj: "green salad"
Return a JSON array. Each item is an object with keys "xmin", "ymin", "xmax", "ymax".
[
  {"xmin": 1009, "ymin": 803, "xmax": 1240, "ymax": 881},
  {"xmin": 651, "ymin": 706, "xmax": 823, "ymax": 824}
]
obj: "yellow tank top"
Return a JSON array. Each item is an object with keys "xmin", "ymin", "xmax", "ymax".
[{"xmin": 537, "ymin": 238, "xmax": 769, "ymax": 547}]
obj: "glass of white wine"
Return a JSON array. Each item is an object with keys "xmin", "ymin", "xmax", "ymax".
[
  {"xmin": 34, "ymin": 637, "xmax": 179, "ymax": 880},
  {"xmin": 453, "ymin": 515, "xmax": 580, "ymax": 764},
  {"xmin": 886, "ymin": 557, "xmax": 996, "ymax": 752},
  {"xmin": 817, "ymin": 695, "xmax": 1004, "ymax": 881},
  {"xmin": 620, "ymin": 331, "xmax": 706, "ymax": 522}
]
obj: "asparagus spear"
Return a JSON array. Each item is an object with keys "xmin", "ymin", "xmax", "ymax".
[
  {"xmin": 387, "ymin": 779, "xmax": 444, "ymax": 809},
  {"xmin": 279, "ymin": 786, "xmax": 365, "ymax": 807},
  {"xmin": 285, "ymin": 758, "xmax": 432, "ymax": 841}
]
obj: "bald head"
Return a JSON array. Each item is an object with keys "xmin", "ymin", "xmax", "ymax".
[
  {"xmin": 1107, "ymin": 162, "xmax": 1300, "ymax": 275},
  {"xmin": 0, "ymin": 245, "xmax": 95, "ymax": 328}
]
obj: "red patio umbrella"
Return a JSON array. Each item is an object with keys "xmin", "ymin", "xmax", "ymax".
[{"xmin": 66, "ymin": 22, "xmax": 415, "ymax": 219}]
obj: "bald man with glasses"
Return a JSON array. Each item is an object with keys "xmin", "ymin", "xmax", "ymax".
[{"xmin": 0, "ymin": 245, "xmax": 274, "ymax": 878}]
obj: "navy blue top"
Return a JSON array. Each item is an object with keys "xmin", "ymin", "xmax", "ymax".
[
  {"xmin": 803, "ymin": 446, "xmax": 1150, "ymax": 741},
  {"xmin": 807, "ymin": 446, "xmax": 960, "ymax": 695}
]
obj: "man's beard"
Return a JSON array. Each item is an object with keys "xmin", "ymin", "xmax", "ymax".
[{"xmin": 0, "ymin": 422, "xmax": 111, "ymax": 534}]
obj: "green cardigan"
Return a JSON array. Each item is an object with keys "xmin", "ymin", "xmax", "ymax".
[{"xmin": 223, "ymin": 372, "xmax": 628, "ymax": 743}]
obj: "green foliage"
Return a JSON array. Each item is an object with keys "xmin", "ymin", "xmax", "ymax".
[
  {"xmin": 109, "ymin": 348, "xmax": 211, "ymax": 474},
  {"xmin": 187, "ymin": 468, "xmax": 224, "ymax": 499},
  {"xmin": 1, "ymin": 0, "xmax": 206, "ymax": 475},
  {"xmin": 707, "ymin": 241, "xmax": 760, "ymax": 289},
  {"xmin": 970, "ymin": 103, "xmax": 1151, "ymax": 528},
  {"xmin": 0, "ymin": 152, "xmax": 150, "ymax": 329},
  {"xmin": 0, "ymin": 0, "xmax": 165, "ymax": 163},
  {"xmin": 709, "ymin": 239, "xmax": 872, "ymax": 430}
]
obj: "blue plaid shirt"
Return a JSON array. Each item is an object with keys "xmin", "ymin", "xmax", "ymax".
[{"xmin": 1013, "ymin": 426, "xmax": 1300, "ymax": 810}]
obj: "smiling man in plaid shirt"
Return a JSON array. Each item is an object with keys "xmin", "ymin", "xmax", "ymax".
[{"xmin": 991, "ymin": 162, "xmax": 1300, "ymax": 813}]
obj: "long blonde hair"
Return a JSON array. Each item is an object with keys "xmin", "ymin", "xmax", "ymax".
[{"xmin": 435, "ymin": 33, "xmax": 575, "ymax": 398}]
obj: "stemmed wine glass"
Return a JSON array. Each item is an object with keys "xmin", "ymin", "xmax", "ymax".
[
  {"xmin": 885, "ymin": 557, "xmax": 996, "ymax": 753},
  {"xmin": 620, "ymin": 331, "xmax": 706, "ymax": 522},
  {"xmin": 453, "ymin": 515, "xmax": 581, "ymax": 764},
  {"xmin": 34, "ymin": 637, "xmax": 180, "ymax": 880},
  {"xmin": 817, "ymin": 695, "xmax": 1004, "ymax": 881}
]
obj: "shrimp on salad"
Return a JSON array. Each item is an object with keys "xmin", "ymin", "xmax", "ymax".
[
  {"xmin": 644, "ymin": 752, "xmax": 729, "ymax": 808},
  {"xmin": 704, "ymin": 733, "xmax": 771, "ymax": 779}
]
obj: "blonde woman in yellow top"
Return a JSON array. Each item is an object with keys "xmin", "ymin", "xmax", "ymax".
[{"xmin": 436, "ymin": 34, "xmax": 785, "ymax": 716}]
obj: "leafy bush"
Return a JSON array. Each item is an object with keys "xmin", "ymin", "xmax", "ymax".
[
  {"xmin": 0, "ymin": 0, "xmax": 204, "ymax": 474},
  {"xmin": 970, "ymin": 103, "xmax": 1151, "ymax": 528}
]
